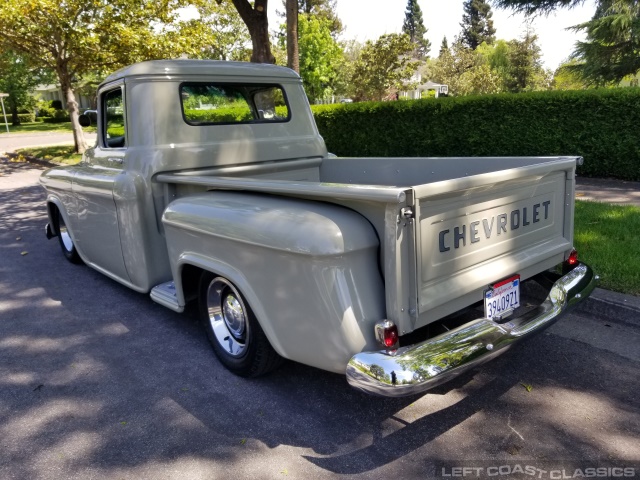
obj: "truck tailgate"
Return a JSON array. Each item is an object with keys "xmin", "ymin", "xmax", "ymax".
[{"xmin": 411, "ymin": 158, "xmax": 576, "ymax": 328}]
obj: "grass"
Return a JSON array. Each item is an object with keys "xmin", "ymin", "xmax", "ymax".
[
  {"xmin": 574, "ymin": 200, "xmax": 640, "ymax": 296},
  {"xmin": 15, "ymin": 145, "xmax": 83, "ymax": 165},
  {"xmin": 0, "ymin": 121, "xmax": 96, "ymax": 134}
]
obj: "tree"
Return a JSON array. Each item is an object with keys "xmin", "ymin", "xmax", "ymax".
[
  {"xmin": 0, "ymin": 0, "xmax": 201, "ymax": 154},
  {"xmin": 226, "ymin": 0, "xmax": 275, "ymax": 64},
  {"xmin": 439, "ymin": 37, "xmax": 450, "ymax": 58},
  {"xmin": 494, "ymin": 0, "xmax": 640, "ymax": 84},
  {"xmin": 350, "ymin": 34, "xmax": 420, "ymax": 101},
  {"xmin": 180, "ymin": 1, "xmax": 252, "ymax": 61},
  {"xmin": 296, "ymin": 14, "xmax": 343, "ymax": 101},
  {"xmin": 287, "ymin": 0, "xmax": 299, "ymax": 72},
  {"xmin": 0, "ymin": 50, "xmax": 50, "ymax": 125},
  {"xmin": 569, "ymin": 1, "xmax": 640, "ymax": 85},
  {"xmin": 431, "ymin": 40, "xmax": 502, "ymax": 95},
  {"xmin": 297, "ymin": 0, "xmax": 343, "ymax": 37},
  {"xmin": 402, "ymin": 0, "xmax": 432, "ymax": 59},
  {"xmin": 460, "ymin": 0, "xmax": 497, "ymax": 49},
  {"xmin": 504, "ymin": 26, "xmax": 552, "ymax": 92},
  {"xmin": 552, "ymin": 60, "xmax": 589, "ymax": 89}
]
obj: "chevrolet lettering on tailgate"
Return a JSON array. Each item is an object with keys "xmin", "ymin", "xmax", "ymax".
[{"xmin": 439, "ymin": 200, "xmax": 552, "ymax": 252}]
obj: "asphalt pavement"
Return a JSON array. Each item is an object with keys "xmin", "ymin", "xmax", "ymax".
[{"xmin": 0, "ymin": 158, "xmax": 638, "ymax": 480}]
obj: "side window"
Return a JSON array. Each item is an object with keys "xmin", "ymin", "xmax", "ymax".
[
  {"xmin": 180, "ymin": 83, "xmax": 289, "ymax": 125},
  {"xmin": 103, "ymin": 88, "xmax": 125, "ymax": 148}
]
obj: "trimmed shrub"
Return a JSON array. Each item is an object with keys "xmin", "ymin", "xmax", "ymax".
[
  {"xmin": 17, "ymin": 113, "xmax": 36, "ymax": 123},
  {"xmin": 312, "ymin": 88, "xmax": 640, "ymax": 181},
  {"xmin": 43, "ymin": 109, "xmax": 70, "ymax": 123}
]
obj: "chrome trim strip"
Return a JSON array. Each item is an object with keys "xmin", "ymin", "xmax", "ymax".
[{"xmin": 346, "ymin": 262, "xmax": 597, "ymax": 397}]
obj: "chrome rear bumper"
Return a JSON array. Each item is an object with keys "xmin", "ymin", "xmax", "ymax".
[{"xmin": 346, "ymin": 263, "xmax": 597, "ymax": 397}]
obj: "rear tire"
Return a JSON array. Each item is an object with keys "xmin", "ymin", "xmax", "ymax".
[
  {"xmin": 55, "ymin": 208, "xmax": 82, "ymax": 264},
  {"xmin": 199, "ymin": 272, "xmax": 282, "ymax": 377}
]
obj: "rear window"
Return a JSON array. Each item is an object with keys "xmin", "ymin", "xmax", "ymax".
[{"xmin": 180, "ymin": 83, "xmax": 290, "ymax": 125}]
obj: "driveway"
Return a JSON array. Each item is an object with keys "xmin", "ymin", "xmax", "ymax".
[
  {"xmin": 0, "ymin": 159, "xmax": 638, "ymax": 479},
  {"xmin": 0, "ymin": 132, "xmax": 97, "ymax": 152}
]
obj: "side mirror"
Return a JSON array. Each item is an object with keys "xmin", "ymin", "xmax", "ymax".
[{"xmin": 78, "ymin": 114, "xmax": 91, "ymax": 127}]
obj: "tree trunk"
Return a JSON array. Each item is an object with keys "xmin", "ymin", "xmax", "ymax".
[
  {"xmin": 230, "ymin": 0, "xmax": 275, "ymax": 64},
  {"xmin": 286, "ymin": 0, "xmax": 299, "ymax": 73},
  {"xmin": 57, "ymin": 69, "xmax": 87, "ymax": 154},
  {"xmin": 10, "ymin": 101, "xmax": 20, "ymax": 126}
]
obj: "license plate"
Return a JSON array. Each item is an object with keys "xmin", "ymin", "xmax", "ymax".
[{"xmin": 485, "ymin": 275, "xmax": 520, "ymax": 320}]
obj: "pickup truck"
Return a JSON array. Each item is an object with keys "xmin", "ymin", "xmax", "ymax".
[{"xmin": 40, "ymin": 60, "xmax": 597, "ymax": 397}]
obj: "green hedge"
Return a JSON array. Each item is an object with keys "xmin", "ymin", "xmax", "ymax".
[
  {"xmin": 184, "ymin": 105, "xmax": 289, "ymax": 124},
  {"xmin": 17, "ymin": 113, "xmax": 35, "ymax": 123},
  {"xmin": 312, "ymin": 88, "xmax": 640, "ymax": 181},
  {"xmin": 43, "ymin": 110, "xmax": 70, "ymax": 123}
]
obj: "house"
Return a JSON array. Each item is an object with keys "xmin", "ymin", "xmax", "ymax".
[{"xmin": 34, "ymin": 84, "xmax": 93, "ymax": 110}]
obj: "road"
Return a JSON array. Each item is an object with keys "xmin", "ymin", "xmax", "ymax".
[
  {"xmin": 0, "ymin": 132, "xmax": 97, "ymax": 152},
  {"xmin": 0, "ymin": 159, "xmax": 638, "ymax": 480}
]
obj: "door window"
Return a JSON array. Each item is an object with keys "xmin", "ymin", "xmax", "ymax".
[{"xmin": 103, "ymin": 88, "xmax": 125, "ymax": 148}]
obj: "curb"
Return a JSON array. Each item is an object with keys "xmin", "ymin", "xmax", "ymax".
[{"xmin": 576, "ymin": 288, "xmax": 640, "ymax": 326}]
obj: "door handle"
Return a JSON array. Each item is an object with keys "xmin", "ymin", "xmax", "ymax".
[{"xmin": 107, "ymin": 157, "xmax": 123, "ymax": 164}]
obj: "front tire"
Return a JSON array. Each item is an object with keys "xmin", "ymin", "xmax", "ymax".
[
  {"xmin": 199, "ymin": 273, "xmax": 282, "ymax": 377},
  {"xmin": 55, "ymin": 208, "xmax": 82, "ymax": 264}
]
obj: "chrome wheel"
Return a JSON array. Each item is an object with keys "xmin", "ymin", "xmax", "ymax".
[
  {"xmin": 199, "ymin": 272, "xmax": 283, "ymax": 377},
  {"xmin": 58, "ymin": 215, "xmax": 74, "ymax": 252},
  {"xmin": 55, "ymin": 207, "xmax": 82, "ymax": 264},
  {"xmin": 206, "ymin": 278, "xmax": 248, "ymax": 357}
]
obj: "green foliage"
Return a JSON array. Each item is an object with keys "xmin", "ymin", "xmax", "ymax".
[
  {"xmin": 350, "ymin": 34, "xmax": 420, "ymax": 101},
  {"xmin": 0, "ymin": 50, "xmax": 50, "ymax": 125},
  {"xmin": 297, "ymin": 13, "xmax": 344, "ymax": 102},
  {"xmin": 312, "ymin": 88, "xmax": 640, "ymax": 181},
  {"xmin": 460, "ymin": 0, "xmax": 497, "ymax": 49},
  {"xmin": 570, "ymin": 0, "xmax": 640, "ymax": 85},
  {"xmin": 17, "ymin": 113, "xmax": 35, "ymax": 123},
  {"xmin": 431, "ymin": 41, "xmax": 503, "ymax": 95},
  {"xmin": 402, "ymin": 0, "xmax": 431, "ymax": 59},
  {"xmin": 553, "ymin": 60, "xmax": 589, "ymax": 90},
  {"xmin": 297, "ymin": 0, "xmax": 343, "ymax": 37},
  {"xmin": 183, "ymin": 105, "xmax": 289, "ymax": 123},
  {"xmin": 494, "ymin": 0, "xmax": 640, "ymax": 84},
  {"xmin": 43, "ymin": 110, "xmax": 71, "ymax": 123}
]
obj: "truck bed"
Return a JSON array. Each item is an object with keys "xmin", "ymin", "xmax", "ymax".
[{"xmin": 156, "ymin": 155, "xmax": 579, "ymax": 335}]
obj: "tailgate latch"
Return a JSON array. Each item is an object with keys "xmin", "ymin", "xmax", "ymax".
[{"xmin": 400, "ymin": 207, "xmax": 414, "ymax": 219}]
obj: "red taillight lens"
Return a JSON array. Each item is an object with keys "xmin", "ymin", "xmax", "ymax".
[
  {"xmin": 568, "ymin": 249, "xmax": 578, "ymax": 266},
  {"xmin": 383, "ymin": 325, "xmax": 398, "ymax": 347},
  {"xmin": 375, "ymin": 320, "xmax": 399, "ymax": 348}
]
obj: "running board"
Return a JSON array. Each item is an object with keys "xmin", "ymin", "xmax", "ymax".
[{"xmin": 150, "ymin": 281, "xmax": 184, "ymax": 313}]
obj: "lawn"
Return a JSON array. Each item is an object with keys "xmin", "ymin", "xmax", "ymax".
[
  {"xmin": 15, "ymin": 145, "xmax": 83, "ymax": 165},
  {"xmin": 0, "ymin": 121, "xmax": 96, "ymax": 134},
  {"xmin": 574, "ymin": 200, "xmax": 640, "ymax": 296}
]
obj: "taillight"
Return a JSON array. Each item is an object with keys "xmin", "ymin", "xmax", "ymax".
[
  {"xmin": 375, "ymin": 320, "xmax": 398, "ymax": 348},
  {"xmin": 568, "ymin": 249, "xmax": 578, "ymax": 266}
]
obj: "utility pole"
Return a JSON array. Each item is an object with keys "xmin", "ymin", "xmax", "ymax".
[{"xmin": 0, "ymin": 93, "xmax": 9, "ymax": 133}]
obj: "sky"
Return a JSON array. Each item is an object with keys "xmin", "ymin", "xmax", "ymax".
[{"xmin": 267, "ymin": 0, "xmax": 598, "ymax": 71}]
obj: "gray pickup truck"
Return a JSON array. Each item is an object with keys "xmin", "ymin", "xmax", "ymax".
[{"xmin": 40, "ymin": 60, "xmax": 597, "ymax": 397}]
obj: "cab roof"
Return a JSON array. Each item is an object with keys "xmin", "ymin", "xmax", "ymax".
[{"xmin": 101, "ymin": 59, "xmax": 300, "ymax": 86}]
